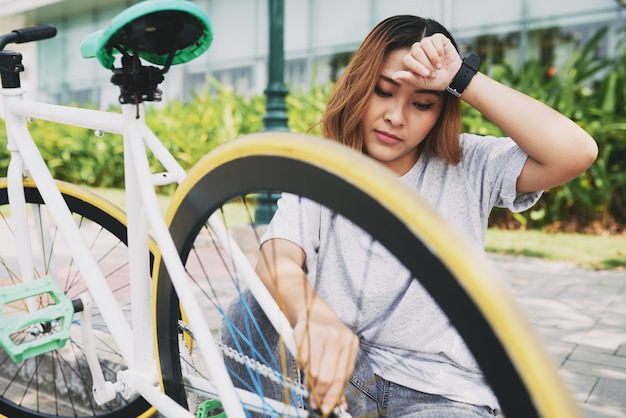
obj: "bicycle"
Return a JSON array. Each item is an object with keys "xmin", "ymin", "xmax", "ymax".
[{"xmin": 0, "ymin": 1, "xmax": 580, "ymax": 417}]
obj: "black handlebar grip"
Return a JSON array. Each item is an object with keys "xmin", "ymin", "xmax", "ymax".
[{"xmin": 12, "ymin": 24, "xmax": 57, "ymax": 44}]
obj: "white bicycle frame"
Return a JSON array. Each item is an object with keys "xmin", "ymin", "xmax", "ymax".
[{"xmin": 1, "ymin": 84, "xmax": 298, "ymax": 417}]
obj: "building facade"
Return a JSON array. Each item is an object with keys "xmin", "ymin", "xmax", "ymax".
[{"xmin": 0, "ymin": 0, "xmax": 624, "ymax": 108}]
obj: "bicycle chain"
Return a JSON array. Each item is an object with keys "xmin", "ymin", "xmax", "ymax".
[
  {"xmin": 177, "ymin": 320, "xmax": 309, "ymax": 397},
  {"xmin": 178, "ymin": 322, "xmax": 352, "ymax": 417},
  {"xmin": 215, "ymin": 340, "xmax": 310, "ymax": 399}
]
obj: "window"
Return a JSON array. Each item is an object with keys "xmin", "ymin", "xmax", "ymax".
[
  {"xmin": 212, "ymin": 67, "xmax": 252, "ymax": 95},
  {"xmin": 285, "ymin": 58, "xmax": 307, "ymax": 89},
  {"xmin": 54, "ymin": 88, "xmax": 98, "ymax": 106},
  {"xmin": 184, "ymin": 72, "xmax": 210, "ymax": 101}
]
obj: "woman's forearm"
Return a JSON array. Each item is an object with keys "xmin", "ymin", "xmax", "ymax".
[
  {"xmin": 462, "ymin": 72, "xmax": 598, "ymax": 192},
  {"xmin": 256, "ymin": 238, "xmax": 332, "ymax": 325}
]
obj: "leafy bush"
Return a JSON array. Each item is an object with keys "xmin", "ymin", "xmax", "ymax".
[
  {"xmin": 485, "ymin": 26, "xmax": 626, "ymax": 230},
  {"xmin": 144, "ymin": 80, "xmax": 264, "ymax": 192},
  {"xmin": 286, "ymin": 81, "xmax": 331, "ymax": 136}
]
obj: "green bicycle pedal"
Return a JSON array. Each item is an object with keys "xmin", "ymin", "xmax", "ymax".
[
  {"xmin": 0, "ymin": 276, "xmax": 74, "ymax": 363},
  {"xmin": 196, "ymin": 399, "xmax": 227, "ymax": 418}
]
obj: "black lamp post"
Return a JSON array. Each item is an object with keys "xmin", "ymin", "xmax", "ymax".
[
  {"xmin": 255, "ymin": 0, "xmax": 288, "ymax": 224},
  {"xmin": 263, "ymin": 0, "xmax": 289, "ymax": 131}
]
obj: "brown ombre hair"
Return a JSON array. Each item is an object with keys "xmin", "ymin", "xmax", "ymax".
[{"xmin": 322, "ymin": 15, "xmax": 463, "ymax": 164}]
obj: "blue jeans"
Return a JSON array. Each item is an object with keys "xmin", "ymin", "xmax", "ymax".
[
  {"xmin": 347, "ymin": 351, "xmax": 497, "ymax": 417},
  {"xmin": 223, "ymin": 290, "xmax": 496, "ymax": 417}
]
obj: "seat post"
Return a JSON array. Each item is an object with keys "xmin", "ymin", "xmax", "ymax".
[{"xmin": 110, "ymin": 53, "xmax": 165, "ymax": 104}]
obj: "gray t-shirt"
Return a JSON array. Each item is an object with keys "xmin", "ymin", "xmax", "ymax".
[{"xmin": 260, "ymin": 133, "xmax": 542, "ymax": 410}]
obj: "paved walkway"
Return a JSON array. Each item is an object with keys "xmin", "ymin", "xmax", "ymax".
[{"xmin": 490, "ymin": 254, "xmax": 626, "ymax": 418}]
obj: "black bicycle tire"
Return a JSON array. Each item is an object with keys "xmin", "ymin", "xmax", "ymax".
[
  {"xmin": 0, "ymin": 178, "xmax": 154, "ymax": 418},
  {"xmin": 153, "ymin": 132, "xmax": 579, "ymax": 418}
]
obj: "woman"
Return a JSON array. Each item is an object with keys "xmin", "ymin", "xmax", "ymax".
[{"xmin": 245, "ymin": 15, "xmax": 596, "ymax": 417}]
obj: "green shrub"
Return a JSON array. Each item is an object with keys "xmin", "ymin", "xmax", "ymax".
[{"xmin": 485, "ymin": 26, "xmax": 626, "ymax": 230}]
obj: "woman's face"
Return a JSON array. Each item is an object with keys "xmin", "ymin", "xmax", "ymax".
[{"xmin": 361, "ymin": 48, "xmax": 444, "ymax": 175}]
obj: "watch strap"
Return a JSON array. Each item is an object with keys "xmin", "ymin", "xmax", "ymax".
[{"xmin": 446, "ymin": 52, "xmax": 481, "ymax": 98}]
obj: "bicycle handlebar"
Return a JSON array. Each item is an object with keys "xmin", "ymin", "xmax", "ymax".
[{"xmin": 0, "ymin": 24, "xmax": 57, "ymax": 51}]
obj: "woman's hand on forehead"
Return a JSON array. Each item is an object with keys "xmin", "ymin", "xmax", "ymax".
[{"xmin": 392, "ymin": 33, "xmax": 463, "ymax": 92}]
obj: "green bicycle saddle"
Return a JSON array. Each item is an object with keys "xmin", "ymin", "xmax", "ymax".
[{"xmin": 81, "ymin": 0, "xmax": 212, "ymax": 69}]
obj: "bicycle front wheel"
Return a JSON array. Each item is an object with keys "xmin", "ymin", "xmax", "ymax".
[
  {"xmin": 0, "ymin": 179, "xmax": 154, "ymax": 418},
  {"xmin": 154, "ymin": 132, "xmax": 579, "ymax": 417}
]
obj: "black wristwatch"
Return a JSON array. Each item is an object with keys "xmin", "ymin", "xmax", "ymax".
[{"xmin": 446, "ymin": 52, "xmax": 481, "ymax": 98}]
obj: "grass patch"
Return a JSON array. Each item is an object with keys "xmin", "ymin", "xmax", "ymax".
[{"xmin": 485, "ymin": 228, "xmax": 626, "ymax": 271}]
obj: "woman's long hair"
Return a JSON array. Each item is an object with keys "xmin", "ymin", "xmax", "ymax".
[{"xmin": 322, "ymin": 15, "xmax": 464, "ymax": 164}]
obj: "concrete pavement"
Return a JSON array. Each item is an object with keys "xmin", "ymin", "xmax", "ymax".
[{"xmin": 490, "ymin": 254, "xmax": 626, "ymax": 418}]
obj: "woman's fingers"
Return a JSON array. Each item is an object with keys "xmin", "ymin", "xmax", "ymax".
[
  {"xmin": 417, "ymin": 36, "xmax": 444, "ymax": 72},
  {"xmin": 319, "ymin": 331, "xmax": 359, "ymax": 414},
  {"xmin": 294, "ymin": 314, "xmax": 359, "ymax": 416},
  {"xmin": 406, "ymin": 42, "xmax": 433, "ymax": 77},
  {"xmin": 404, "ymin": 34, "xmax": 447, "ymax": 77},
  {"xmin": 394, "ymin": 34, "xmax": 462, "ymax": 90}
]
